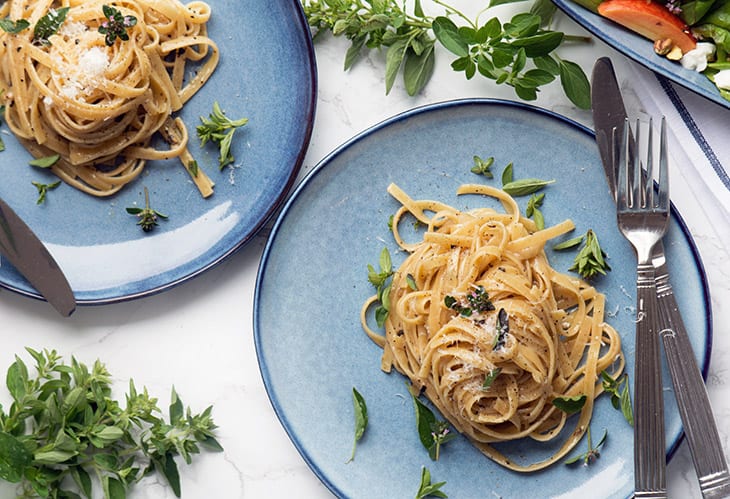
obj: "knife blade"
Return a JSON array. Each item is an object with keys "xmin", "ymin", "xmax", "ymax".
[
  {"xmin": 592, "ymin": 57, "xmax": 730, "ymax": 499},
  {"xmin": 0, "ymin": 197, "xmax": 75, "ymax": 316}
]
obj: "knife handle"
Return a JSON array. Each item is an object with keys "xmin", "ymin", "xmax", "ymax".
[{"xmin": 656, "ymin": 272, "xmax": 730, "ymax": 499}]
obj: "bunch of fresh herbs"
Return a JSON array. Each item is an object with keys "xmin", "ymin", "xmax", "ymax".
[
  {"xmin": 301, "ymin": 0, "xmax": 591, "ymax": 108},
  {"xmin": 0, "ymin": 348, "xmax": 222, "ymax": 498}
]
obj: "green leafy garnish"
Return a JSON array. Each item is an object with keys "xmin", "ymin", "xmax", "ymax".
[
  {"xmin": 492, "ymin": 308, "xmax": 509, "ymax": 350},
  {"xmin": 367, "ymin": 247, "xmax": 394, "ymax": 327},
  {"xmin": 554, "ymin": 229, "xmax": 611, "ymax": 279},
  {"xmin": 197, "ymin": 101, "xmax": 248, "ymax": 170},
  {"xmin": 347, "ymin": 387, "xmax": 368, "ymax": 463},
  {"xmin": 31, "ymin": 180, "xmax": 60, "ymax": 204},
  {"xmin": 501, "ymin": 162, "xmax": 514, "ymax": 185},
  {"xmin": 502, "ymin": 177, "xmax": 555, "ymax": 196},
  {"xmin": 406, "ymin": 273, "xmax": 418, "ymax": 290},
  {"xmin": 187, "ymin": 160, "xmax": 199, "ymax": 177},
  {"xmin": 28, "ymin": 154, "xmax": 61, "ymax": 169},
  {"xmin": 525, "ymin": 192, "xmax": 545, "ymax": 229},
  {"xmin": 32, "ymin": 7, "xmax": 69, "ymax": 46},
  {"xmin": 126, "ymin": 186, "xmax": 168, "ymax": 232},
  {"xmin": 564, "ymin": 427, "xmax": 607, "ymax": 466},
  {"xmin": 444, "ymin": 285, "xmax": 495, "ymax": 317},
  {"xmin": 301, "ymin": 0, "xmax": 592, "ymax": 108},
  {"xmin": 0, "ymin": 348, "xmax": 222, "ymax": 498},
  {"xmin": 600, "ymin": 370, "xmax": 634, "ymax": 426},
  {"xmin": 552, "ymin": 394, "xmax": 587, "ymax": 414},
  {"xmin": 415, "ymin": 466, "xmax": 448, "ymax": 499},
  {"xmin": 470, "ymin": 155, "xmax": 495, "ymax": 178},
  {"xmin": 482, "ymin": 367, "xmax": 502, "ymax": 390},
  {"xmin": 98, "ymin": 5, "xmax": 137, "ymax": 46},
  {"xmin": 0, "ymin": 17, "xmax": 30, "ymax": 34},
  {"xmin": 410, "ymin": 387, "xmax": 455, "ymax": 461}
]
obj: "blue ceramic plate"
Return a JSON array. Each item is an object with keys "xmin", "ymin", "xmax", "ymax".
[
  {"xmin": 553, "ymin": 0, "xmax": 728, "ymax": 108},
  {"xmin": 0, "ymin": 0, "xmax": 316, "ymax": 304},
  {"xmin": 254, "ymin": 99, "xmax": 711, "ymax": 499}
]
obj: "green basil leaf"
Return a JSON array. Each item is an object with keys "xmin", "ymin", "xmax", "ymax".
[
  {"xmin": 344, "ymin": 35, "xmax": 366, "ymax": 70},
  {"xmin": 403, "ymin": 44, "xmax": 435, "ymax": 96},
  {"xmin": 502, "ymin": 178, "xmax": 554, "ymax": 196},
  {"xmin": 552, "ymin": 235, "xmax": 584, "ymax": 251},
  {"xmin": 559, "ymin": 60, "xmax": 591, "ymax": 110},
  {"xmin": 0, "ymin": 17, "xmax": 30, "ymax": 33},
  {"xmin": 347, "ymin": 387, "xmax": 368, "ymax": 462},
  {"xmin": 6, "ymin": 357, "xmax": 28, "ymax": 402},
  {"xmin": 33, "ymin": 7, "xmax": 69, "ymax": 45},
  {"xmin": 482, "ymin": 367, "xmax": 502, "ymax": 390},
  {"xmin": 71, "ymin": 466, "xmax": 93, "ymax": 498},
  {"xmin": 169, "ymin": 387, "xmax": 184, "ymax": 424},
  {"xmin": 34, "ymin": 449, "xmax": 77, "ymax": 464},
  {"xmin": 432, "ymin": 16, "xmax": 468, "ymax": 57},
  {"xmin": 0, "ymin": 431, "xmax": 33, "ymax": 482},
  {"xmin": 385, "ymin": 38, "xmax": 408, "ymax": 94},
  {"xmin": 157, "ymin": 453, "xmax": 181, "ymax": 497},
  {"xmin": 533, "ymin": 55, "xmax": 560, "ymax": 75},
  {"xmin": 104, "ymin": 476, "xmax": 126, "ymax": 499},
  {"xmin": 411, "ymin": 392, "xmax": 437, "ymax": 453},
  {"xmin": 29, "ymin": 154, "xmax": 61, "ymax": 168},
  {"xmin": 501, "ymin": 162, "xmax": 514, "ymax": 185},
  {"xmin": 552, "ymin": 394, "xmax": 587, "ymax": 414},
  {"xmin": 510, "ymin": 31, "xmax": 563, "ymax": 57}
]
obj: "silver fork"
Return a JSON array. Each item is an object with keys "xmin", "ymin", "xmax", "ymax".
[{"xmin": 616, "ymin": 117, "xmax": 670, "ymax": 499}]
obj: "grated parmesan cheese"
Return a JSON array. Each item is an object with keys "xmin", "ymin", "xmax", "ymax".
[{"xmin": 78, "ymin": 47, "xmax": 109, "ymax": 78}]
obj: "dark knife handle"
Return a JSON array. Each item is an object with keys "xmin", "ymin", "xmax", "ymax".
[{"xmin": 656, "ymin": 269, "xmax": 730, "ymax": 499}]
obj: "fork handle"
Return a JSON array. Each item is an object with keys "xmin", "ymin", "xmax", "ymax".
[
  {"xmin": 656, "ymin": 271, "xmax": 730, "ymax": 499},
  {"xmin": 635, "ymin": 263, "xmax": 667, "ymax": 497}
]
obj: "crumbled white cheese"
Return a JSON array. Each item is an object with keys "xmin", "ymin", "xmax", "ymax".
[
  {"xmin": 680, "ymin": 42, "xmax": 715, "ymax": 72},
  {"xmin": 714, "ymin": 70, "xmax": 730, "ymax": 90},
  {"xmin": 59, "ymin": 20, "xmax": 87, "ymax": 38},
  {"xmin": 78, "ymin": 47, "xmax": 109, "ymax": 78}
]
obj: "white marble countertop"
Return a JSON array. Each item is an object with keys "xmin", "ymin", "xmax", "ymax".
[{"xmin": 2, "ymin": 2, "xmax": 729, "ymax": 498}]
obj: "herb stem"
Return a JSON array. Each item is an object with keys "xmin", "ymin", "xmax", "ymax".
[{"xmin": 432, "ymin": 0, "xmax": 474, "ymax": 27}]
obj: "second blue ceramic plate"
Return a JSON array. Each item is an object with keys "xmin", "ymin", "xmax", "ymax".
[
  {"xmin": 254, "ymin": 99, "xmax": 711, "ymax": 499},
  {"xmin": 0, "ymin": 0, "xmax": 316, "ymax": 303}
]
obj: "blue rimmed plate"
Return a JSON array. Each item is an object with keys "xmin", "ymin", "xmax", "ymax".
[
  {"xmin": 553, "ymin": 0, "xmax": 728, "ymax": 108},
  {"xmin": 0, "ymin": 0, "xmax": 316, "ymax": 304},
  {"xmin": 254, "ymin": 99, "xmax": 711, "ymax": 499}
]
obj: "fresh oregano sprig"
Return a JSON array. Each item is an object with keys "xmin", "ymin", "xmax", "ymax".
[
  {"xmin": 197, "ymin": 101, "xmax": 248, "ymax": 170},
  {"xmin": 367, "ymin": 247, "xmax": 395, "ymax": 327},
  {"xmin": 564, "ymin": 426, "xmax": 607, "ymax": 466},
  {"xmin": 301, "ymin": 0, "xmax": 592, "ymax": 108},
  {"xmin": 0, "ymin": 348, "xmax": 222, "ymax": 498},
  {"xmin": 31, "ymin": 180, "xmax": 61, "ymax": 205},
  {"xmin": 600, "ymin": 370, "xmax": 633, "ymax": 426},
  {"xmin": 415, "ymin": 466, "xmax": 448, "ymax": 499},
  {"xmin": 553, "ymin": 229, "xmax": 611, "ymax": 279},
  {"xmin": 126, "ymin": 186, "xmax": 168, "ymax": 232},
  {"xmin": 409, "ymin": 386, "xmax": 455, "ymax": 461}
]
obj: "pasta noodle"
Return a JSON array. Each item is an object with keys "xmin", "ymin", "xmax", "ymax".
[
  {"xmin": 361, "ymin": 183, "xmax": 625, "ymax": 472},
  {"xmin": 0, "ymin": 0, "xmax": 218, "ymax": 197}
]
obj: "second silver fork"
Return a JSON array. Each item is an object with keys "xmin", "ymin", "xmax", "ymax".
[{"xmin": 616, "ymin": 117, "xmax": 670, "ymax": 499}]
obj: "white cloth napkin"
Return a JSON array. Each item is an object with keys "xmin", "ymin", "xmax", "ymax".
[{"xmin": 623, "ymin": 60, "xmax": 730, "ymax": 252}]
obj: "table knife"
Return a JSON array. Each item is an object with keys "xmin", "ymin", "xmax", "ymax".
[
  {"xmin": 0, "ymin": 197, "xmax": 75, "ymax": 316},
  {"xmin": 592, "ymin": 57, "xmax": 730, "ymax": 499}
]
